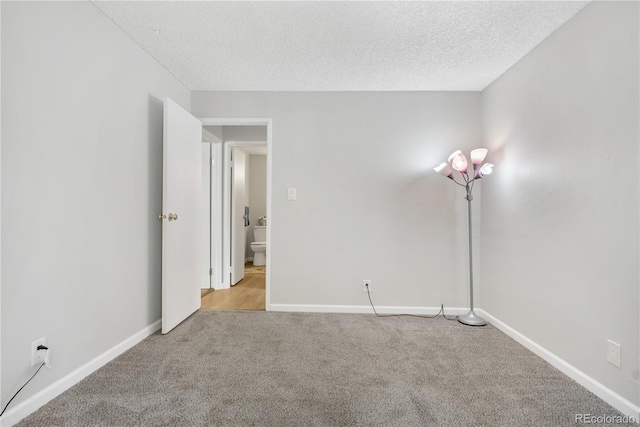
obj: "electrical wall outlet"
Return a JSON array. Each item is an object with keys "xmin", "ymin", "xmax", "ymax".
[
  {"xmin": 606, "ymin": 339, "xmax": 621, "ymax": 367},
  {"xmin": 362, "ymin": 279, "xmax": 372, "ymax": 293},
  {"xmin": 31, "ymin": 337, "xmax": 47, "ymax": 367}
]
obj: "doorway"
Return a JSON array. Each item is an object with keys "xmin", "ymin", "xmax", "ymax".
[
  {"xmin": 201, "ymin": 270, "xmax": 265, "ymax": 310},
  {"xmin": 198, "ymin": 119, "xmax": 272, "ymax": 311},
  {"xmin": 228, "ymin": 142, "xmax": 268, "ymax": 287}
]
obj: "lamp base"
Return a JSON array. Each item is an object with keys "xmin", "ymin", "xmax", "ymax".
[{"xmin": 458, "ymin": 310, "xmax": 487, "ymax": 326}]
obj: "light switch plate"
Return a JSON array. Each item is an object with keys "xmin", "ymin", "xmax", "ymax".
[{"xmin": 287, "ymin": 188, "xmax": 296, "ymax": 201}]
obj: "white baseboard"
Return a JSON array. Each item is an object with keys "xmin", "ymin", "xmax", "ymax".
[
  {"xmin": 270, "ymin": 303, "xmax": 468, "ymax": 316},
  {"xmin": 0, "ymin": 320, "xmax": 162, "ymax": 427},
  {"xmin": 476, "ymin": 309, "xmax": 640, "ymax": 423}
]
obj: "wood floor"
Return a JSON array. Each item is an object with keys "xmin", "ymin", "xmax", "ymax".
[{"xmin": 201, "ymin": 266, "xmax": 265, "ymax": 310}]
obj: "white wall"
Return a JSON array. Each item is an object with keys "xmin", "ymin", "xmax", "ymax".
[
  {"xmin": 192, "ymin": 92, "xmax": 482, "ymax": 308},
  {"xmin": 1, "ymin": 0, "xmax": 190, "ymax": 417},
  {"xmin": 481, "ymin": 1, "xmax": 639, "ymax": 406},
  {"xmin": 247, "ymin": 155, "xmax": 267, "ymax": 260},
  {"xmin": 223, "ymin": 126, "xmax": 267, "ymax": 142},
  {"xmin": 204, "ymin": 126, "xmax": 223, "ymax": 141}
]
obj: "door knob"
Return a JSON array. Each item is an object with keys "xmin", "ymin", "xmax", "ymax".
[
  {"xmin": 168, "ymin": 213, "xmax": 178, "ymax": 221},
  {"xmin": 158, "ymin": 214, "xmax": 166, "ymax": 221}
]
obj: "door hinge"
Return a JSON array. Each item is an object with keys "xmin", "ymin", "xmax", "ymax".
[
  {"xmin": 211, "ymin": 158, "xmax": 215, "ymax": 166},
  {"xmin": 229, "ymin": 160, "xmax": 233, "ymax": 168},
  {"xmin": 209, "ymin": 268, "xmax": 213, "ymax": 276}
]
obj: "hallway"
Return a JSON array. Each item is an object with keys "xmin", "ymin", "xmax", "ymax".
[{"xmin": 201, "ymin": 264, "xmax": 265, "ymax": 310}]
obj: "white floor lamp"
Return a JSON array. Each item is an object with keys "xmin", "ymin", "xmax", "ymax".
[{"xmin": 434, "ymin": 148, "xmax": 494, "ymax": 327}]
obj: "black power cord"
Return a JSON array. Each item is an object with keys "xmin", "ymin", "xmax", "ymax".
[
  {"xmin": 365, "ymin": 284, "xmax": 458, "ymax": 321},
  {"xmin": 0, "ymin": 346, "xmax": 49, "ymax": 417}
]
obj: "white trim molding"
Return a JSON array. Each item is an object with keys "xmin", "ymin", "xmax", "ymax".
[
  {"xmin": 0, "ymin": 320, "xmax": 162, "ymax": 427},
  {"xmin": 270, "ymin": 304, "xmax": 469, "ymax": 316},
  {"xmin": 477, "ymin": 309, "xmax": 640, "ymax": 423}
]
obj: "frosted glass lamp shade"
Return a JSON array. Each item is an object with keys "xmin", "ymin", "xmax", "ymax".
[
  {"xmin": 477, "ymin": 163, "xmax": 494, "ymax": 178},
  {"xmin": 470, "ymin": 148, "xmax": 488, "ymax": 168},
  {"xmin": 447, "ymin": 150, "xmax": 468, "ymax": 173},
  {"xmin": 434, "ymin": 162, "xmax": 453, "ymax": 179}
]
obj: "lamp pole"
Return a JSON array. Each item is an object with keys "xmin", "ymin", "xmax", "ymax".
[{"xmin": 457, "ymin": 183, "xmax": 487, "ymax": 326}]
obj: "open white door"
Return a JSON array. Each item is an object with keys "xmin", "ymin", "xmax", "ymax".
[
  {"xmin": 162, "ymin": 98, "xmax": 202, "ymax": 334},
  {"xmin": 230, "ymin": 148, "xmax": 246, "ymax": 285}
]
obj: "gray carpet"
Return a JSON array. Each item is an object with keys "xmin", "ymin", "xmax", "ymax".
[{"xmin": 17, "ymin": 311, "xmax": 631, "ymax": 426}]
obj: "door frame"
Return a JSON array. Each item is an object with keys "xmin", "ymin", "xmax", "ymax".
[
  {"xmin": 202, "ymin": 128, "xmax": 223, "ymax": 290},
  {"xmin": 199, "ymin": 118, "xmax": 272, "ymax": 311}
]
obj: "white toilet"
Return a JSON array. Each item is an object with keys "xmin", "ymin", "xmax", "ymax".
[{"xmin": 250, "ymin": 225, "xmax": 267, "ymax": 266}]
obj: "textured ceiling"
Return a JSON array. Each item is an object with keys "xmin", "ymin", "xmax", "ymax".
[{"xmin": 94, "ymin": 1, "xmax": 589, "ymax": 91}]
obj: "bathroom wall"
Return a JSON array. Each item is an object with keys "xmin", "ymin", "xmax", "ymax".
[
  {"xmin": 481, "ymin": 1, "xmax": 639, "ymax": 406},
  {"xmin": 2, "ymin": 1, "xmax": 190, "ymax": 418},
  {"xmin": 192, "ymin": 91, "xmax": 482, "ymax": 308},
  {"xmin": 247, "ymin": 155, "xmax": 267, "ymax": 260}
]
